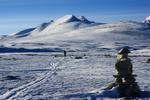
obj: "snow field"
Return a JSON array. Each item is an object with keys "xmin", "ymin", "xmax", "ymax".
[{"xmin": 0, "ymin": 52, "xmax": 149, "ymax": 99}]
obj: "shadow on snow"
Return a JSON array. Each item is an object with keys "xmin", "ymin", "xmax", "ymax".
[{"xmin": 62, "ymin": 90, "xmax": 150, "ymax": 99}]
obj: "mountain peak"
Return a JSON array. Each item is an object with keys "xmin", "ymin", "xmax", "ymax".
[
  {"xmin": 54, "ymin": 15, "xmax": 81, "ymax": 24},
  {"xmin": 80, "ymin": 16, "xmax": 94, "ymax": 24}
]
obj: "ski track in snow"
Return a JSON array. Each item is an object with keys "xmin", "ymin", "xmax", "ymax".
[
  {"xmin": 0, "ymin": 54, "xmax": 150, "ymax": 99},
  {"xmin": 0, "ymin": 59, "xmax": 60, "ymax": 100}
]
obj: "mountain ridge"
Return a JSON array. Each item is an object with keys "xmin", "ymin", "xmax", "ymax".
[{"xmin": 0, "ymin": 15, "xmax": 150, "ymax": 52}]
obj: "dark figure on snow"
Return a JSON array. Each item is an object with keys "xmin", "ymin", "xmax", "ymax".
[
  {"xmin": 106, "ymin": 47, "xmax": 141, "ymax": 97},
  {"xmin": 64, "ymin": 50, "xmax": 67, "ymax": 57}
]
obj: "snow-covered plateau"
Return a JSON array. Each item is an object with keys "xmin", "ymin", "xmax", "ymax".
[{"xmin": 0, "ymin": 15, "xmax": 150, "ymax": 99}]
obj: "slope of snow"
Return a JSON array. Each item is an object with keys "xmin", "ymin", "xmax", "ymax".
[
  {"xmin": 80, "ymin": 16, "xmax": 94, "ymax": 24},
  {"xmin": 11, "ymin": 21, "xmax": 53, "ymax": 38},
  {"xmin": 8, "ymin": 15, "xmax": 95, "ymax": 39},
  {"xmin": 12, "ymin": 28, "xmax": 35, "ymax": 38},
  {"xmin": 32, "ymin": 20, "xmax": 53, "ymax": 34}
]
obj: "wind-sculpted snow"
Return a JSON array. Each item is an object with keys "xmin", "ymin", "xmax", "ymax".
[{"xmin": 0, "ymin": 53, "xmax": 150, "ymax": 99}]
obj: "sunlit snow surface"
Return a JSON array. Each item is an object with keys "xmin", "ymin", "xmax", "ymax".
[
  {"xmin": 0, "ymin": 52, "xmax": 150, "ymax": 100},
  {"xmin": 0, "ymin": 15, "xmax": 150, "ymax": 52}
]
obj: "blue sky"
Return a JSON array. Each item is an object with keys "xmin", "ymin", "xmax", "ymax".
[{"xmin": 0, "ymin": 0, "xmax": 150, "ymax": 35}]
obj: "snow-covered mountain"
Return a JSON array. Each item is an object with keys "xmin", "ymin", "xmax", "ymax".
[
  {"xmin": 0, "ymin": 15, "xmax": 150, "ymax": 52},
  {"xmin": 1, "ymin": 15, "xmax": 150, "ymax": 100}
]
